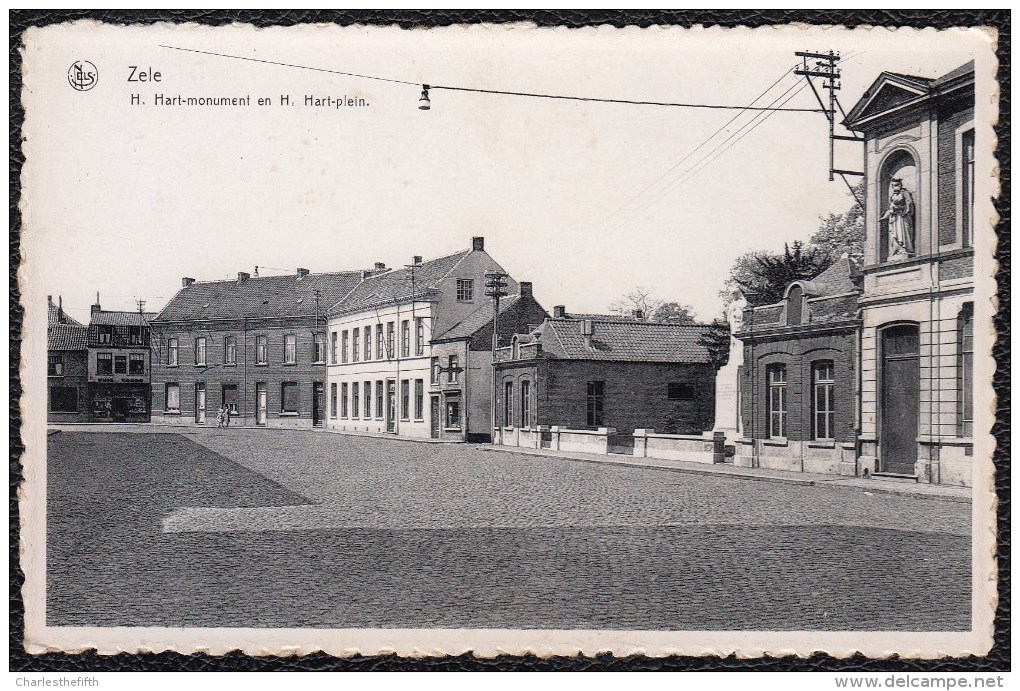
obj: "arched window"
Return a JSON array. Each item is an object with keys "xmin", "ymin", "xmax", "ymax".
[
  {"xmin": 787, "ymin": 285, "xmax": 804, "ymax": 325},
  {"xmin": 957, "ymin": 304, "xmax": 974, "ymax": 437},
  {"xmin": 879, "ymin": 149, "xmax": 919, "ymax": 262}
]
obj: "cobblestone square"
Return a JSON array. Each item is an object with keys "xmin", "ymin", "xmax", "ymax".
[{"xmin": 47, "ymin": 429, "xmax": 971, "ymax": 630}]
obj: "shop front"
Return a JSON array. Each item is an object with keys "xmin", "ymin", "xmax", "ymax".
[{"xmin": 90, "ymin": 381, "xmax": 151, "ymax": 423}]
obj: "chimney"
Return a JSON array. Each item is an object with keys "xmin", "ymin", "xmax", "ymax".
[
  {"xmin": 48, "ymin": 295, "xmax": 53, "ymax": 306},
  {"xmin": 472, "ymin": 236, "xmax": 485, "ymax": 252},
  {"xmin": 553, "ymin": 305, "xmax": 566, "ymax": 318},
  {"xmin": 582, "ymin": 319, "xmax": 594, "ymax": 348},
  {"xmin": 237, "ymin": 271, "xmax": 250, "ymax": 282},
  {"xmin": 633, "ymin": 309, "xmax": 644, "ymax": 320},
  {"xmin": 91, "ymin": 292, "xmax": 101, "ymax": 315},
  {"xmin": 413, "ymin": 255, "xmax": 422, "ymax": 266},
  {"xmin": 374, "ymin": 262, "xmax": 386, "ymax": 271},
  {"xmin": 296, "ymin": 267, "xmax": 310, "ymax": 278},
  {"xmin": 58, "ymin": 296, "xmax": 65, "ymax": 323},
  {"xmin": 519, "ymin": 282, "xmax": 532, "ymax": 298},
  {"xmin": 182, "ymin": 277, "xmax": 195, "ymax": 288}
]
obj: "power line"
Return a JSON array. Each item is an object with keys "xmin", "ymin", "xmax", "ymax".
[{"xmin": 160, "ymin": 44, "xmax": 826, "ymax": 114}]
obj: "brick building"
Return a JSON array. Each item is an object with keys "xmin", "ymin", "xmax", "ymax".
[
  {"xmin": 149, "ymin": 269, "xmax": 365, "ymax": 428},
  {"xmin": 843, "ymin": 61, "xmax": 975, "ymax": 485},
  {"xmin": 325, "ymin": 237, "xmax": 543, "ymax": 442},
  {"xmin": 86, "ymin": 298, "xmax": 157, "ymax": 423},
  {"xmin": 493, "ymin": 308, "xmax": 716, "ymax": 446},
  {"xmin": 734, "ymin": 258, "xmax": 862, "ymax": 475},
  {"xmin": 47, "ymin": 296, "xmax": 89, "ymax": 423}
]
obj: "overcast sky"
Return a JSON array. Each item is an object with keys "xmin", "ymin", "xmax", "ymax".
[{"xmin": 23, "ymin": 23, "xmax": 985, "ymax": 325}]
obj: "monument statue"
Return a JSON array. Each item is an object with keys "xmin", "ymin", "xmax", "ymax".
[{"xmin": 879, "ymin": 178, "xmax": 915, "ymax": 260}]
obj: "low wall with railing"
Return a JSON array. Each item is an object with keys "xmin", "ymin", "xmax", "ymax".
[
  {"xmin": 495, "ymin": 425, "xmax": 724, "ymax": 464},
  {"xmin": 632, "ymin": 429, "xmax": 721, "ymax": 464}
]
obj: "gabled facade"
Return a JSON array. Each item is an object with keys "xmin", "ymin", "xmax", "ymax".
[
  {"xmin": 86, "ymin": 299, "xmax": 157, "ymax": 422},
  {"xmin": 47, "ymin": 296, "xmax": 89, "ymax": 423},
  {"xmin": 149, "ymin": 268, "xmax": 365, "ymax": 428},
  {"xmin": 324, "ymin": 236, "xmax": 536, "ymax": 442},
  {"xmin": 735, "ymin": 258, "xmax": 862, "ymax": 475},
  {"xmin": 493, "ymin": 308, "xmax": 717, "ymax": 444},
  {"xmin": 844, "ymin": 61, "xmax": 975, "ymax": 485}
]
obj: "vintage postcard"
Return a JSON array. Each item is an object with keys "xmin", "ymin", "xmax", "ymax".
[{"xmin": 17, "ymin": 20, "xmax": 1000, "ymax": 660}]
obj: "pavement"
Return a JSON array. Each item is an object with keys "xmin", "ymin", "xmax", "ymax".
[{"xmin": 45, "ymin": 427, "xmax": 972, "ymax": 631}]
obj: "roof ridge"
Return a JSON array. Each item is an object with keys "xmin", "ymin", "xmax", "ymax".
[{"xmin": 189, "ymin": 269, "xmax": 366, "ymax": 286}]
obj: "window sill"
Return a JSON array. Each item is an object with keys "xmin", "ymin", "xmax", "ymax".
[
  {"xmin": 762, "ymin": 438, "xmax": 788, "ymax": 447},
  {"xmin": 444, "ymin": 427, "xmax": 463, "ymax": 432},
  {"xmin": 48, "ymin": 374, "xmax": 64, "ymax": 378},
  {"xmin": 166, "ymin": 364, "xmax": 179, "ymax": 369},
  {"xmin": 414, "ymin": 417, "xmax": 425, "ymax": 422},
  {"xmin": 807, "ymin": 441, "xmax": 836, "ymax": 449},
  {"xmin": 282, "ymin": 362, "xmax": 297, "ymax": 366},
  {"xmin": 254, "ymin": 362, "xmax": 268, "ymax": 367},
  {"xmin": 164, "ymin": 410, "xmax": 181, "ymax": 416},
  {"xmin": 279, "ymin": 412, "xmax": 299, "ymax": 417},
  {"xmin": 223, "ymin": 363, "xmax": 236, "ymax": 368}
]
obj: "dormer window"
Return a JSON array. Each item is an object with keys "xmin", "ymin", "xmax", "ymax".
[
  {"xmin": 787, "ymin": 285, "xmax": 804, "ymax": 326},
  {"xmin": 456, "ymin": 279, "xmax": 474, "ymax": 302}
]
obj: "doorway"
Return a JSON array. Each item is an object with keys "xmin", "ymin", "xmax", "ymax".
[
  {"xmin": 195, "ymin": 383, "xmax": 206, "ymax": 424},
  {"xmin": 430, "ymin": 396, "xmax": 440, "ymax": 439},
  {"xmin": 256, "ymin": 383, "xmax": 267, "ymax": 426},
  {"xmin": 880, "ymin": 324, "xmax": 920, "ymax": 475},
  {"xmin": 313, "ymin": 382, "xmax": 325, "ymax": 427},
  {"xmin": 386, "ymin": 380, "xmax": 396, "ymax": 433}
]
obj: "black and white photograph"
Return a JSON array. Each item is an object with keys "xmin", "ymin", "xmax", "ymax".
[{"xmin": 14, "ymin": 17, "xmax": 1003, "ymax": 670}]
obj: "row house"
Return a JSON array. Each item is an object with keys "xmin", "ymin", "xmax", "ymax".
[
  {"xmin": 325, "ymin": 236, "xmax": 545, "ymax": 442},
  {"xmin": 493, "ymin": 307, "xmax": 717, "ymax": 446},
  {"xmin": 734, "ymin": 61, "xmax": 976, "ymax": 487},
  {"xmin": 86, "ymin": 298, "xmax": 157, "ymax": 422},
  {"xmin": 47, "ymin": 296, "xmax": 88, "ymax": 423},
  {"xmin": 149, "ymin": 268, "xmax": 366, "ymax": 427}
]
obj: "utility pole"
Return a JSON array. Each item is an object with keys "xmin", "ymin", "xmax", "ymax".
[
  {"xmin": 484, "ymin": 270, "xmax": 509, "ymax": 443},
  {"xmin": 795, "ymin": 50, "xmax": 865, "ymax": 203}
]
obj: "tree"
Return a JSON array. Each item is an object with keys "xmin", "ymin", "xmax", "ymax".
[
  {"xmin": 698, "ymin": 318, "xmax": 732, "ymax": 371},
  {"xmin": 726, "ymin": 241, "xmax": 830, "ymax": 306},
  {"xmin": 811, "ymin": 181, "xmax": 865, "ymax": 260},
  {"xmin": 609, "ymin": 286, "xmax": 661, "ymax": 319},
  {"xmin": 651, "ymin": 301, "xmax": 697, "ymax": 324}
]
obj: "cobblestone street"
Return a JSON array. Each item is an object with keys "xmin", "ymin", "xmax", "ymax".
[{"xmin": 47, "ymin": 429, "xmax": 971, "ymax": 631}]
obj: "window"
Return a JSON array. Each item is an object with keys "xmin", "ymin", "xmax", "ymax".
[
  {"xmin": 364, "ymin": 326, "xmax": 372, "ymax": 360},
  {"xmin": 255, "ymin": 335, "xmax": 267, "ymax": 364},
  {"xmin": 330, "ymin": 383, "xmax": 338, "ymax": 418},
  {"xmin": 667, "ymin": 383, "xmax": 695, "ymax": 401},
  {"xmin": 165, "ymin": 383, "xmax": 180, "ymax": 412},
  {"xmin": 168, "ymin": 338, "xmax": 179, "ymax": 366},
  {"xmin": 96, "ymin": 352, "xmax": 112, "ymax": 375},
  {"xmin": 341, "ymin": 331, "xmax": 349, "ymax": 363},
  {"xmin": 504, "ymin": 381, "xmax": 514, "ymax": 427},
  {"xmin": 446, "ymin": 398, "xmax": 461, "ymax": 429},
  {"xmin": 812, "ymin": 361, "xmax": 835, "ymax": 440},
  {"xmin": 114, "ymin": 355, "xmax": 127, "ymax": 374},
  {"xmin": 456, "ymin": 279, "xmax": 474, "ymax": 302},
  {"xmin": 415, "ymin": 318, "xmax": 425, "ymax": 356},
  {"xmin": 222, "ymin": 384, "xmax": 238, "ymax": 413},
  {"xmin": 400, "ymin": 379, "xmax": 410, "ymax": 420},
  {"xmin": 401, "ymin": 320, "xmax": 410, "ymax": 358},
  {"xmin": 330, "ymin": 331, "xmax": 338, "ymax": 364},
  {"xmin": 352, "ymin": 329, "xmax": 360, "ymax": 362},
  {"xmin": 281, "ymin": 382, "xmax": 299, "ymax": 413},
  {"xmin": 284, "ymin": 334, "xmax": 297, "ymax": 364},
  {"xmin": 313, "ymin": 332, "xmax": 326, "ymax": 364},
  {"xmin": 341, "ymin": 382, "xmax": 349, "ymax": 417},
  {"xmin": 414, "ymin": 379, "xmax": 424, "ymax": 420},
  {"xmin": 448, "ymin": 355, "xmax": 459, "ymax": 383},
  {"xmin": 386, "ymin": 322, "xmax": 395, "ymax": 359},
  {"xmin": 224, "ymin": 335, "xmax": 237, "ymax": 365},
  {"xmin": 520, "ymin": 380, "xmax": 531, "ymax": 428},
  {"xmin": 49, "ymin": 386, "xmax": 78, "ymax": 412},
  {"xmin": 194, "ymin": 337, "xmax": 207, "ymax": 366},
  {"xmin": 364, "ymin": 381, "xmax": 372, "ymax": 419},
  {"xmin": 129, "ymin": 326, "xmax": 143, "ymax": 345},
  {"xmin": 48, "ymin": 354, "xmax": 63, "ymax": 377},
  {"xmin": 129, "ymin": 353, "xmax": 145, "ymax": 375},
  {"xmin": 430, "ymin": 357, "xmax": 440, "ymax": 384},
  {"xmin": 376, "ymin": 326, "xmax": 384, "ymax": 359},
  {"xmin": 586, "ymin": 381, "xmax": 605, "ymax": 427},
  {"xmin": 97, "ymin": 325, "xmax": 113, "ymax": 344},
  {"xmin": 958, "ymin": 304, "xmax": 974, "ymax": 436},
  {"xmin": 962, "ymin": 129, "xmax": 975, "ymax": 247},
  {"xmin": 787, "ymin": 285, "xmax": 804, "ymax": 325},
  {"xmin": 351, "ymin": 382, "xmax": 360, "ymax": 418},
  {"xmin": 375, "ymin": 381, "xmax": 384, "ymax": 419},
  {"xmin": 768, "ymin": 365, "xmax": 788, "ymax": 438}
]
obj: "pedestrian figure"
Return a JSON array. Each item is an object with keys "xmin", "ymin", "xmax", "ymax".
[
  {"xmin": 223, "ymin": 404, "xmax": 231, "ymax": 427},
  {"xmin": 217, "ymin": 405, "xmax": 226, "ymax": 428}
]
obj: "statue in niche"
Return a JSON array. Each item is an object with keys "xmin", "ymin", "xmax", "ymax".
[{"xmin": 879, "ymin": 178, "xmax": 915, "ymax": 260}]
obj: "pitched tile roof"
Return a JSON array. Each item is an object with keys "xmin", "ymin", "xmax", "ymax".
[
  {"xmin": 48, "ymin": 300, "xmax": 82, "ymax": 326},
  {"xmin": 436, "ymin": 294, "xmax": 521, "ymax": 341},
  {"xmin": 90, "ymin": 310, "xmax": 159, "ymax": 326},
  {"xmin": 156, "ymin": 272, "xmax": 365, "ymax": 322},
  {"xmin": 330, "ymin": 250, "xmax": 470, "ymax": 315},
  {"xmin": 48, "ymin": 323, "xmax": 87, "ymax": 351},
  {"xmin": 800, "ymin": 257, "xmax": 859, "ymax": 297},
  {"xmin": 536, "ymin": 318, "xmax": 713, "ymax": 364}
]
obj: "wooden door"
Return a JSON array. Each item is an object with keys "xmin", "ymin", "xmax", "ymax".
[
  {"xmin": 256, "ymin": 383, "xmax": 267, "ymax": 426},
  {"xmin": 195, "ymin": 384, "xmax": 206, "ymax": 423},
  {"xmin": 430, "ymin": 397, "xmax": 440, "ymax": 438},
  {"xmin": 313, "ymin": 382, "xmax": 325, "ymax": 427},
  {"xmin": 880, "ymin": 325, "xmax": 920, "ymax": 475},
  {"xmin": 386, "ymin": 380, "xmax": 396, "ymax": 433}
]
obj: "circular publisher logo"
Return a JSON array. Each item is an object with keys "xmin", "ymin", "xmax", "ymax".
[{"xmin": 68, "ymin": 61, "xmax": 98, "ymax": 91}]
